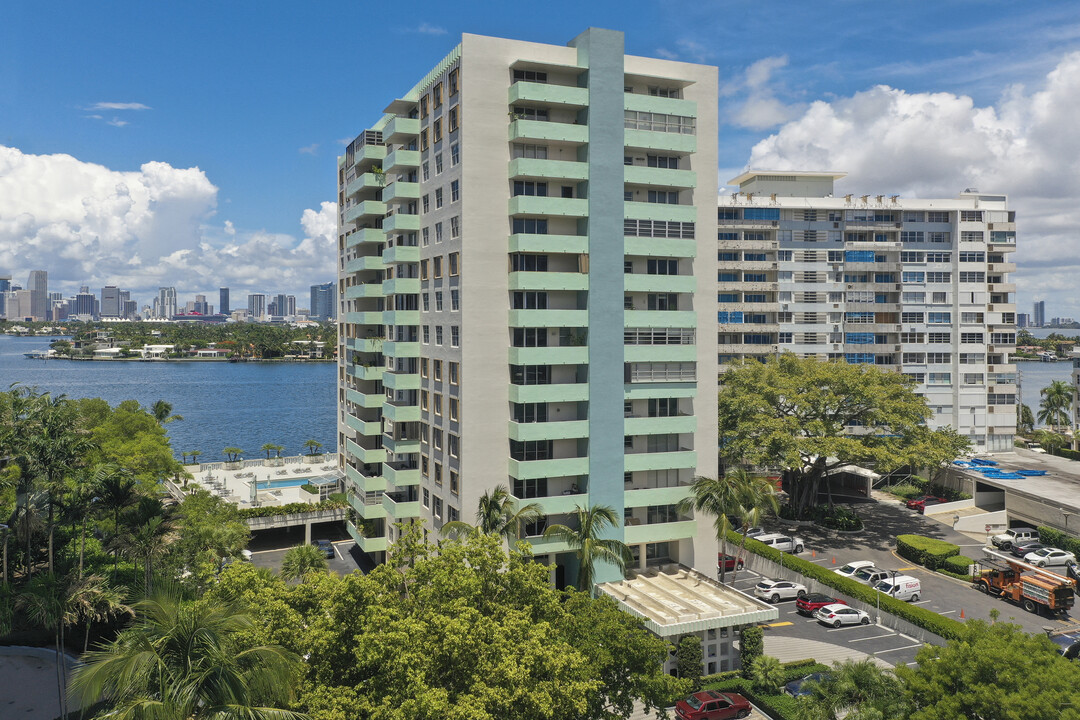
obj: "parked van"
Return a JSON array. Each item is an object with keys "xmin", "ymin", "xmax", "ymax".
[{"xmin": 873, "ymin": 575, "xmax": 922, "ymax": 602}]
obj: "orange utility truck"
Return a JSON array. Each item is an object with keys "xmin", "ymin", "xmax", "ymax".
[{"xmin": 975, "ymin": 548, "xmax": 1076, "ymax": 616}]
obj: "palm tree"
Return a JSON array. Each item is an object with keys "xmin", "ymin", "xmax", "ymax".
[
  {"xmin": 115, "ymin": 517, "xmax": 175, "ymax": 595},
  {"xmin": 728, "ymin": 470, "xmax": 780, "ymax": 581},
  {"xmin": 749, "ymin": 655, "xmax": 785, "ymax": 694},
  {"xmin": 280, "ymin": 543, "xmax": 328, "ymax": 581},
  {"xmin": 800, "ymin": 658, "xmax": 909, "ymax": 720},
  {"xmin": 1038, "ymin": 380, "xmax": 1073, "ymax": 431},
  {"xmin": 303, "ymin": 439, "xmax": 323, "ymax": 456},
  {"xmin": 190, "ymin": 450, "xmax": 202, "ymax": 466},
  {"xmin": 65, "ymin": 574, "xmax": 132, "ymax": 654},
  {"xmin": 1018, "ymin": 404, "xmax": 1035, "ymax": 436},
  {"xmin": 150, "ymin": 399, "xmax": 183, "ymax": 424},
  {"xmin": 542, "ymin": 504, "xmax": 633, "ymax": 593},
  {"xmin": 95, "ymin": 466, "xmax": 137, "ymax": 578},
  {"xmin": 70, "ymin": 591, "xmax": 307, "ymax": 720},
  {"xmin": 67, "ymin": 468, "xmax": 101, "ymax": 578},
  {"xmin": 678, "ymin": 473, "xmax": 742, "ymax": 583},
  {"xmin": 440, "ymin": 484, "xmax": 543, "ymax": 546},
  {"xmin": 223, "ymin": 447, "xmax": 244, "ymax": 463},
  {"xmin": 261, "ymin": 443, "xmax": 277, "ymax": 460}
]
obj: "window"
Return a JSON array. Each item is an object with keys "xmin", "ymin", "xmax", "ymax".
[
  {"xmin": 900, "ymin": 332, "xmax": 924, "ymax": 343},
  {"xmin": 449, "ymin": 362, "xmax": 459, "ymax": 385},
  {"xmin": 513, "ymin": 403, "xmax": 548, "ymax": 423},
  {"xmin": 511, "ymin": 328, "xmax": 548, "ymax": 347},
  {"xmin": 422, "ymin": 161, "xmax": 430, "ymax": 182},
  {"xmin": 433, "ymin": 256, "xmax": 443, "ymax": 278},
  {"xmin": 961, "ymin": 312, "xmax": 984, "ymax": 323},
  {"xmin": 900, "ymin": 251, "xmax": 924, "ymax": 262},
  {"xmin": 932, "ymin": 292, "xmax": 947, "ymax": 303},
  {"xmin": 435, "ymin": 187, "xmax": 444, "ymax": 208},
  {"xmin": 647, "ymin": 190, "xmax": 678, "ymax": 204},
  {"xmin": 902, "ymin": 292, "xmax": 925, "ymax": 303},
  {"xmin": 449, "ymin": 252, "xmax": 459, "ymax": 275},
  {"xmin": 435, "ymin": 153, "xmax": 443, "ymax": 174},
  {"xmin": 449, "ymin": 398, "xmax": 459, "ymax": 422},
  {"xmin": 647, "ymin": 293, "xmax": 677, "ymax": 311},
  {"xmin": 512, "ymin": 106, "xmax": 548, "ymax": 121},
  {"xmin": 926, "ymin": 252, "xmax": 951, "ymax": 263},
  {"xmin": 928, "ymin": 312, "xmax": 951, "ymax": 324},
  {"xmin": 421, "ymin": 259, "xmax": 429, "ymax": 280},
  {"xmin": 422, "ymin": 194, "xmax": 430, "ymax": 213},
  {"xmin": 433, "ymin": 429, "xmax": 442, "ymax": 450},
  {"xmin": 990, "ymin": 332, "xmax": 1015, "ymax": 344},
  {"xmin": 903, "ymin": 211, "xmax": 925, "ymax": 222},
  {"xmin": 512, "ymin": 143, "xmax": 547, "ymax": 159},
  {"xmin": 648, "ymin": 86, "xmax": 681, "ymax": 98},
  {"xmin": 451, "ymin": 326, "xmax": 459, "ymax": 347},
  {"xmin": 420, "ymin": 95, "xmax": 429, "ymax": 118},
  {"xmin": 420, "ymin": 127, "xmax": 430, "ymax": 151},
  {"xmin": 422, "ymin": 227, "xmax": 430, "ymax": 246},
  {"xmin": 901, "ymin": 231, "xmax": 924, "ymax": 243},
  {"xmin": 433, "ymin": 118, "xmax": 442, "ymax": 143},
  {"xmin": 510, "ymin": 440, "xmax": 553, "ymax": 461},
  {"xmin": 513, "ymin": 181, "xmax": 548, "ymax": 196},
  {"xmin": 433, "ymin": 82, "xmax": 443, "ymax": 107},
  {"xmin": 434, "ymin": 292, "xmax": 444, "ymax": 312},
  {"xmin": 647, "ymin": 155, "xmax": 680, "ymax": 169},
  {"xmin": 422, "ymin": 325, "xmax": 431, "ymax": 344},
  {"xmin": 450, "ymin": 216, "xmax": 460, "ymax": 239},
  {"xmin": 961, "ymin": 231, "xmax": 984, "ymax": 242},
  {"xmin": 623, "ymin": 219, "xmax": 694, "ymax": 238},
  {"xmin": 928, "ymin": 332, "xmax": 951, "ymax": 343},
  {"xmin": 926, "ymin": 272, "xmax": 951, "ymax": 283},
  {"xmin": 423, "ymin": 488, "xmax": 430, "ymax": 507},
  {"xmin": 927, "ymin": 211, "xmax": 950, "ymax": 223},
  {"xmin": 959, "ymin": 271, "xmax": 985, "ymax": 283},
  {"xmin": 647, "ymin": 258, "xmax": 678, "ymax": 275},
  {"xmin": 512, "ymin": 218, "xmax": 548, "ymax": 234},
  {"xmin": 624, "ymin": 110, "xmax": 695, "ymax": 134},
  {"xmin": 927, "ymin": 352, "xmax": 951, "ymax": 363},
  {"xmin": 510, "ymin": 253, "xmax": 548, "ymax": 271},
  {"xmin": 961, "ymin": 332, "xmax": 985, "ymax": 344},
  {"xmin": 435, "ymin": 222, "xmax": 443, "ymax": 243},
  {"xmin": 433, "ymin": 496, "xmax": 443, "ymax": 519},
  {"xmin": 929, "ymin": 372, "xmax": 951, "ymax": 385},
  {"xmin": 448, "ymin": 434, "xmax": 459, "ymax": 457},
  {"xmin": 960, "ymin": 210, "xmax": 983, "ymax": 222},
  {"xmin": 450, "ymin": 470, "xmax": 459, "ymax": 495},
  {"xmin": 929, "ymin": 232, "xmax": 950, "ymax": 244},
  {"xmin": 448, "ymin": 106, "xmax": 459, "ymax": 132},
  {"xmin": 422, "ymin": 293, "xmax": 430, "ymax": 312},
  {"xmin": 450, "ymin": 180, "xmax": 460, "ymax": 202},
  {"xmin": 434, "ymin": 393, "xmax": 442, "ymax": 416},
  {"xmin": 420, "ymin": 358, "xmax": 429, "ymax": 378},
  {"xmin": 450, "ymin": 143, "xmax": 460, "ymax": 165},
  {"xmin": 449, "ymin": 67, "xmax": 460, "ymax": 94},
  {"xmin": 963, "ymin": 373, "xmax": 984, "ymax": 385},
  {"xmin": 421, "ymin": 391, "xmax": 430, "ymax": 412},
  {"xmin": 901, "ymin": 312, "xmax": 924, "ymax": 323},
  {"xmin": 512, "ymin": 69, "xmax": 548, "ymax": 83},
  {"xmin": 451, "ymin": 289, "xmax": 460, "ymax": 311},
  {"xmin": 902, "ymin": 271, "xmax": 924, "ymax": 283},
  {"xmin": 435, "ymin": 326, "xmax": 444, "ymax": 345},
  {"xmin": 903, "ymin": 352, "xmax": 925, "ymax": 363}
]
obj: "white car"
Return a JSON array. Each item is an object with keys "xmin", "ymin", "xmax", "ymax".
[
  {"xmin": 754, "ymin": 578, "xmax": 808, "ymax": 603},
  {"xmin": 815, "ymin": 603, "xmax": 871, "ymax": 628},
  {"xmin": 1025, "ymin": 548, "xmax": 1077, "ymax": 567},
  {"xmin": 834, "ymin": 560, "xmax": 875, "ymax": 578},
  {"xmin": 852, "ymin": 567, "xmax": 891, "ymax": 586},
  {"xmin": 755, "ymin": 533, "xmax": 806, "ymax": 553}
]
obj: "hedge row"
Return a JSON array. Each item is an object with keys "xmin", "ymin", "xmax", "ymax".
[
  {"xmin": 728, "ymin": 530, "xmax": 965, "ymax": 640},
  {"xmin": 896, "ymin": 534, "xmax": 960, "ymax": 570},
  {"xmin": 1038, "ymin": 526, "xmax": 1080, "ymax": 557},
  {"xmin": 236, "ymin": 498, "xmax": 347, "ymax": 519},
  {"xmin": 701, "ymin": 661, "xmax": 831, "ymax": 720},
  {"xmin": 941, "ymin": 554, "xmax": 974, "ymax": 577}
]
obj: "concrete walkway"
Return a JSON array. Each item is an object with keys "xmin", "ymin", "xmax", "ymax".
[
  {"xmin": 0, "ymin": 647, "xmax": 82, "ymax": 720},
  {"xmin": 764, "ymin": 634, "xmax": 893, "ymax": 668}
]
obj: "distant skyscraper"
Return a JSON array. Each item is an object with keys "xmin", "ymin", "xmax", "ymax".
[
  {"xmin": 219, "ymin": 287, "xmax": 230, "ymax": 316},
  {"xmin": 27, "ymin": 270, "xmax": 47, "ymax": 320},
  {"xmin": 248, "ymin": 293, "xmax": 267, "ymax": 320},
  {"xmin": 100, "ymin": 286, "xmax": 122, "ymax": 317},
  {"xmin": 157, "ymin": 287, "xmax": 177, "ymax": 319},
  {"xmin": 194, "ymin": 294, "xmax": 209, "ymax": 315},
  {"xmin": 1034, "ymin": 300, "xmax": 1046, "ymax": 327},
  {"xmin": 286, "ymin": 295, "xmax": 296, "ymax": 316},
  {"xmin": 27, "ymin": 270, "xmax": 47, "ymax": 293},
  {"xmin": 309, "ymin": 282, "xmax": 335, "ymax": 320},
  {"xmin": 0, "ymin": 276, "xmax": 9, "ymax": 318},
  {"xmin": 1017, "ymin": 313, "xmax": 1029, "ymax": 329},
  {"xmin": 72, "ymin": 289, "xmax": 97, "ymax": 318}
]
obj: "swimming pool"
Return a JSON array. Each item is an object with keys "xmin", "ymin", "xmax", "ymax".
[{"xmin": 255, "ymin": 477, "xmax": 314, "ymax": 490}]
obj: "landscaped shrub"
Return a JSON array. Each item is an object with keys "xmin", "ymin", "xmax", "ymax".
[
  {"xmin": 815, "ymin": 505, "xmax": 863, "ymax": 531},
  {"xmin": 236, "ymin": 498, "xmax": 346, "ymax": 519},
  {"xmin": 942, "ymin": 555, "xmax": 974, "ymax": 577},
  {"xmin": 886, "ymin": 483, "xmax": 924, "ymax": 500},
  {"xmin": 896, "ymin": 534, "xmax": 960, "ymax": 570},
  {"xmin": 701, "ymin": 661, "xmax": 831, "ymax": 720},
  {"xmin": 677, "ymin": 635, "xmax": 703, "ymax": 691},
  {"xmin": 300, "ymin": 482, "xmax": 319, "ymax": 494},
  {"xmin": 928, "ymin": 483, "xmax": 971, "ymax": 502},
  {"xmin": 1038, "ymin": 526, "xmax": 1080, "ymax": 557},
  {"xmin": 728, "ymin": 530, "xmax": 964, "ymax": 640}
]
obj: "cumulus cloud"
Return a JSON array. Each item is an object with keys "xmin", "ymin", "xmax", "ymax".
[
  {"xmin": 298, "ymin": 143, "xmax": 319, "ymax": 155},
  {"xmin": 407, "ymin": 23, "xmax": 446, "ymax": 35},
  {"xmin": 746, "ymin": 50, "xmax": 1080, "ymax": 314},
  {"xmin": 0, "ymin": 146, "xmax": 337, "ymax": 306},
  {"xmin": 724, "ymin": 56, "xmax": 801, "ymax": 130},
  {"xmin": 87, "ymin": 102, "xmax": 151, "ymax": 111},
  {"xmin": 655, "ymin": 38, "xmax": 712, "ymax": 64}
]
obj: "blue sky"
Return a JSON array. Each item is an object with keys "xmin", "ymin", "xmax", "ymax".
[{"xmin": 3, "ymin": 1, "xmax": 1079, "ymax": 314}]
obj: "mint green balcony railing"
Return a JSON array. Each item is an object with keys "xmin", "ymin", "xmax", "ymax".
[
  {"xmin": 382, "ymin": 402, "xmax": 421, "ymax": 423},
  {"xmin": 345, "ymin": 464, "xmax": 386, "ymax": 493},
  {"xmin": 382, "ymin": 340, "xmax": 420, "ymax": 357},
  {"xmin": 508, "ymin": 309, "xmax": 589, "ymax": 327},
  {"xmin": 624, "ymin": 165, "xmax": 697, "ymax": 188},
  {"xmin": 512, "ymin": 492, "xmax": 588, "ymax": 517},
  {"xmin": 624, "ymin": 129, "xmax": 696, "ymax": 153},
  {"xmin": 624, "ymin": 237, "xmax": 697, "ymax": 258},
  {"xmin": 382, "ymin": 245, "xmax": 421, "ymax": 265},
  {"xmin": 508, "ymin": 383, "xmax": 588, "ymax": 404},
  {"xmin": 624, "ymin": 519, "xmax": 696, "ymax": 545},
  {"xmin": 383, "ymin": 181, "xmax": 420, "ymax": 204},
  {"xmin": 508, "ymin": 456, "xmax": 589, "ymax": 480},
  {"xmin": 624, "ymin": 345, "xmax": 698, "ymax": 363},
  {"xmin": 382, "ymin": 309, "xmax": 420, "ymax": 326},
  {"xmin": 348, "ymin": 492, "xmax": 387, "ymax": 520},
  {"xmin": 508, "ymin": 271, "xmax": 589, "ymax": 292},
  {"xmin": 624, "ymin": 450, "xmax": 697, "ymax": 473},
  {"xmin": 624, "ymin": 93, "xmax": 697, "ymax": 117},
  {"xmin": 345, "ymin": 438, "xmax": 386, "ymax": 465},
  {"xmin": 383, "ymin": 462, "xmax": 421, "ymax": 487},
  {"xmin": 352, "ymin": 144, "xmax": 386, "ymax": 171},
  {"xmin": 623, "ymin": 414, "xmax": 697, "ymax": 436},
  {"xmin": 509, "ymin": 119, "xmax": 588, "ymax": 144},
  {"xmin": 624, "ymin": 274, "xmax": 697, "ymax": 293},
  {"xmin": 508, "ymin": 81, "xmax": 589, "ymax": 107},
  {"xmin": 344, "ymin": 337, "xmax": 383, "ymax": 353},
  {"xmin": 508, "ymin": 233, "xmax": 588, "ymax": 254},
  {"xmin": 356, "ymin": 531, "xmax": 388, "ymax": 554},
  {"xmin": 344, "ymin": 283, "xmax": 384, "ymax": 300},
  {"xmin": 383, "ymin": 213, "xmax": 421, "ymax": 234},
  {"xmin": 382, "ymin": 434, "xmax": 421, "ymax": 455},
  {"xmin": 507, "ymin": 419, "xmax": 590, "ymax": 442},
  {"xmin": 520, "ymin": 535, "xmax": 573, "ymax": 555},
  {"xmin": 381, "ymin": 277, "xmax": 421, "ymax": 296},
  {"xmin": 507, "ymin": 346, "xmax": 589, "ymax": 366},
  {"xmin": 345, "ymin": 388, "xmax": 383, "ymax": 409},
  {"xmin": 344, "ymin": 414, "xmax": 381, "ymax": 436},
  {"xmin": 508, "ymin": 157, "xmax": 589, "ymax": 181},
  {"xmin": 344, "ymin": 255, "xmax": 384, "ymax": 274},
  {"xmin": 382, "ymin": 116, "xmax": 420, "ymax": 144},
  {"xmin": 624, "ymin": 485, "xmax": 693, "ymax": 509},
  {"xmin": 382, "ymin": 492, "xmax": 421, "ymax": 519},
  {"xmin": 346, "ymin": 363, "xmax": 384, "ymax": 382},
  {"xmin": 346, "ymin": 227, "xmax": 386, "ymax": 248},
  {"xmin": 342, "ymin": 310, "xmax": 384, "ymax": 325},
  {"xmin": 624, "ymin": 201, "xmax": 697, "ymax": 223},
  {"xmin": 382, "ymin": 371, "xmax": 421, "ymax": 391},
  {"xmin": 383, "ymin": 148, "xmax": 420, "ymax": 172},
  {"xmin": 345, "ymin": 172, "xmax": 384, "ymax": 198},
  {"xmin": 623, "ymin": 310, "xmax": 696, "ymax": 328},
  {"xmin": 343, "ymin": 200, "xmax": 387, "ymax": 225},
  {"xmin": 508, "ymin": 195, "xmax": 588, "ymax": 218}
]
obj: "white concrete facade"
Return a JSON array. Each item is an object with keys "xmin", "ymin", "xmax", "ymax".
[{"xmin": 718, "ymin": 172, "xmax": 1018, "ymax": 453}]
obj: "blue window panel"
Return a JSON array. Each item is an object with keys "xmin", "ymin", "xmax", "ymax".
[
  {"xmin": 730, "ymin": 311, "xmax": 743, "ymax": 323},
  {"xmin": 718, "ymin": 233, "xmax": 738, "ymax": 241},
  {"xmin": 845, "ymin": 312, "xmax": 874, "ymax": 322},
  {"xmin": 845, "ymin": 333, "xmax": 874, "ymax": 345},
  {"xmin": 928, "ymin": 312, "xmax": 951, "ymax": 324},
  {"xmin": 845, "ymin": 353, "xmax": 875, "ymax": 364},
  {"xmin": 744, "ymin": 208, "xmax": 780, "ymax": 220},
  {"xmin": 845, "ymin": 250, "xmax": 875, "ymax": 262},
  {"xmin": 902, "ymin": 272, "xmax": 925, "ymax": 283},
  {"xmin": 718, "ymin": 293, "xmax": 739, "ymax": 302},
  {"xmin": 875, "ymin": 294, "xmax": 889, "ymax": 303},
  {"xmin": 874, "ymin": 273, "xmax": 895, "ymax": 283},
  {"xmin": 718, "ymin": 272, "xmax": 739, "ymax": 282}
]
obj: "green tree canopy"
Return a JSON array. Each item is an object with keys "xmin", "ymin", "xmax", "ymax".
[
  {"xmin": 78, "ymin": 398, "xmax": 183, "ymax": 488},
  {"xmin": 280, "ymin": 543, "xmax": 328, "ymax": 581},
  {"xmin": 718, "ymin": 354, "xmax": 970, "ymax": 514}
]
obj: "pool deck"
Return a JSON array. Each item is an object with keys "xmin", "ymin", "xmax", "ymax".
[{"xmin": 178, "ymin": 456, "xmax": 341, "ymax": 508}]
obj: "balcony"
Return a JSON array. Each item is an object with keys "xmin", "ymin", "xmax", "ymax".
[
  {"xmin": 624, "ymin": 274, "xmax": 696, "ymax": 293},
  {"xmin": 508, "ymin": 158, "xmax": 589, "ymax": 182},
  {"xmin": 382, "ymin": 400, "xmax": 421, "ymax": 423},
  {"xmin": 624, "ymin": 129, "xmax": 696, "ymax": 154},
  {"xmin": 344, "ymin": 413, "xmax": 381, "ymax": 436},
  {"xmin": 352, "ymin": 144, "xmax": 386, "ymax": 172},
  {"xmin": 508, "ymin": 345, "xmax": 589, "ymax": 366},
  {"xmin": 356, "ymin": 532, "xmax": 388, "ymax": 554},
  {"xmin": 343, "ymin": 283, "xmax": 383, "ymax": 300},
  {"xmin": 624, "ymin": 201, "xmax": 696, "ymax": 223},
  {"xmin": 508, "ymin": 271, "xmax": 589, "ymax": 292},
  {"xmin": 508, "ymin": 81, "xmax": 589, "ymax": 107},
  {"xmin": 382, "ymin": 181, "xmax": 420, "ymax": 204},
  {"xmin": 382, "ymin": 309, "xmax": 420, "ymax": 326},
  {"xmin": 344, "ymin": 464, "xmax": 386, "ymax": 493},
  {"xmin": 624, "ymin": 345, "xmax": 697, "ymax": 363},
  {"xmin": 623, "ymin": 484, "xmax": 692, "ymax": 508},
  {"xmin": 382, "ymin": 370, "xmax": 421, "ymax": 391},
  {"xmin": 344, "ymin": 255, "xmax": 384, "ymax": 274},
  {"xmin": 346, "ymin": 227, "xmax": 386, "ymax": 248},
  {"xmin": 624, "ymin": 519, "xmax": 696, "ymax": 545},
  {"xmin": 346, "ymin": 363, "xmax": 384, "ymax": 382},
  {"xmin": 345, "ymin": 172, "xmax": 384, "ymax": 198},
  {"xmin": 512, "ymin": 491, "xmax": 587, "ymax": 516},
  {"xmin": 382, "ymin": 116, "xmax": 420, "ymax": 144},
  {"xmin": 382, "ymin": 340, "xmax": 420, "ymax": 357},
  {"xmin": 624, "ymin": 165, "xmax": 697, "ymax": 189},
  {"xmin": 508, "ymin": 309, "xmax": 589, "ymax": 327},
  {"xmin": 382, "ymin": 491, "xmax": 421, "ymax": 518},
  {"xmin": 382, "ymin": 433, "xmax": 421, "ymax": 455},
  {"xmin": 384, "ymin": 148, "xmax": 420, "ymax": 172},
  {"xmin": 383, "ymin": 461, "xmax": 421, "ymax": 487},
  {"xmin": 346, "ymin": 388, "xmax": 383, "ymax": 409},
  {"xmin": 342, "ymin": 311, "xmax": 383, "ymax": 325},
  {"xmin": 508, "ymin": 383, "xmax": 589, "ymax": 404},
  {"xmin": 347, "ymin": 491, "xmax": 387, "ymax": 520},
  {"xmin": 509, "ymin": 119, "xmax": 588, "ymax": 145},
  {"xmin": 509, "ymin": 456, "xmax": 590, "ymax": 480},
  {"xmin": 508, "ymin": 233, "xmax": 588, "ymax": 254},
  {"xmin": 381, "ymin": 277, "xmax": 420, "ymax": 296},
  {"xmin": 343, "ymin": 200, "xmax": 387, "ymax": 225},
  {"xmin": 383, "ymin": 212, "xmax": 421, "ymax": 234},
  {"xmin": 624, "ymin": 449, "xmax": 697, "ymax": 472},
  {"xmin": 508, "ymin": 195, "xmax": 588, "ymax": 218},
  {"xmin": 344, "ymin": 337, "xmax": 383, "ymax": 353},
  {"xmin": 382, "ymin": 244, "xmax": 420, "ymax": 265},
  {"xmin": 624, "ymin": 310, "xmax": 695, "ymax": 328},
  {"xmin": 345, "ymin": 438, "xmax": 385, "ymax": 465},
  {"xmin": 521, "ymin": 534, "xmax": 574, "ymax": 555},
  {"xmin": 624, "ymin": 237, "xmax": 697, "ymax": 259},
  {"xmin": 508, "ymin": 419, "xmax": 589, "ymax": 442},
  {"xmin": 624, "ymin": 93, "xmax": 697, "ymax": 117},
  {"xmin": 624, "ymin": 414, "xmax": 697, "ymax": 436}
]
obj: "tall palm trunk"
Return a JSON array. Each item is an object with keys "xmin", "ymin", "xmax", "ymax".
[
  {"xmin": 732, "ymin": 526, "xmax": 750, "ymax": 583},
  {"xmin": 23, "ymin": 499, "xmax": 33, "ymax": 580},
  {"xmin": 112, "ymin": 508, "xmax": 120, "ymax": 579},
  {"xmin": 47, "ymin": 498, "xmax": 55, "ymax": 574},
  {"xmin": 79, "ymin": 515, "xmax": 87, "ymax": 579}
]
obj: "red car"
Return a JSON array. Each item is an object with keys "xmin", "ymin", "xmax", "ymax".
[
  {"xmin": 795, "ymin": 592, "xmax": 847, "ymax": 616},
  {"xmin": 717, "ymin": 553, "xmax": 746, "ymax": 573},
  {"xmin": 675, "ymin": 691, "xmax": 752, "ymax": 719},
  {"xmin": 905, "ymin": 495, "xmax": 948, "ymax": 513}
]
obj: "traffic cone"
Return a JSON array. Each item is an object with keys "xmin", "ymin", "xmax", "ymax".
[
  {"xmin": 813, "ymin": 550, "xmax": 817, "ymax": 558},
  {"xmin": 831, "ymin": 557, "xmax": 836, "ymax": 564},
  {"xmin": 960, "ymin": 608, "xmax": 965, "ymax": 619}
]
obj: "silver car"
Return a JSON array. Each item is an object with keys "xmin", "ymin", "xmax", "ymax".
[{"xmin": 755, "ymin": 533, "xmax": 806, "ymax": 553}]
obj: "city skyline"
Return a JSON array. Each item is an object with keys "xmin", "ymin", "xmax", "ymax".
[{"xmin": 3, "ymin": 3, "xmax": 1080, "ymax": 314}]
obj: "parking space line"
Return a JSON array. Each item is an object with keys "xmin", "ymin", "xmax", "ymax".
[
  {"xmin": 873, "ymin": 643, "xmax": 924, "ymax": 654},
  {"xmin": 938, "ymin": 610, "xmax": 957, "ymax": 615},
  {"xmin": 765, "ymin": 621, "xmax": 793, "ymax": 628},
  {"xmin": 848, "ymin": 633, "xmax": 898, "ymax": 643},
  {"xmin": 896, "ymin": 566, "xmax": 916, "ymax": 571},
  {"xmin": 912, "ymin": 600, "xmax": 932, "ymax": 605},
  {"xmin": 826, "ymin": 624, "xmax": 877, "ymax": 632},
  {"xmin": 899, "ymin": 634, "xmax": 915, "ymax": 642}
]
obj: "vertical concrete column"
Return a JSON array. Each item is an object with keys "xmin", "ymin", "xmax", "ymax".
[
  {"xmin": 569, "ymin": 27, "xmax": 627, "ymax": 587},
  {"xmin": 638, "ymin": 543, "xmax": 647, "ymax": 570},
  {"xmin": 304, "ymin": 521, "xmax": 312, "ymax": 544}
]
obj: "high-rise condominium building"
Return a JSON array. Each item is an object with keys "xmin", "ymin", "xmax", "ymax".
[
  {"xmin": 717, "ymin": 171, "xmax": 1017, "ymax": 453},
  {"xmin": 1033, "ymin": 300, "xmax": 1046, "ymax": 327},
  {"xmin": 25, "ymin": 270, "xmax": 47, "ymax": 320},
  {"xmin": 157, "ymin": 287, "xmax": 177, "ymax": 319},
  {"xmin": 310, "ymin": 282, "xmax": 335, "ymax": 320},
  {"xmin": 219, "ymin": 288, "xmax": 230, "ymax": 316},
  {"xmin": 100, "ymin": 286, "xmax": 122, "ymax": 318},
  {"xmin": 248, "ymin": 293, "xmax": 267, "ymax": 320},
  {"xmin": 337, "ymin": 28, "xmax": 719, "ymax": 585}
]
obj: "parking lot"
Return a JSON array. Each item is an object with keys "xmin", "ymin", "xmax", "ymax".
[
  {"xmin": 738, "ymin": 495, "xmax": 1076, "ymax": 637},
  {"xmin": 247, "ymin": 521, "xmax": 373, "ymax": 576}
]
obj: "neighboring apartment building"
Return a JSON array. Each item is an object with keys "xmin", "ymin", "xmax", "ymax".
[
  {"xmin": 1033, "ymin": 300, "xmax": 1046, "ymax": 327},
  {"xmin": 337, "ymin": 28, "xmax": 719, "ymax": 586},
  {"xmin": 717, "ymin": 171, "xmax": 1017, "ymax": 453},
  {"xmin": 310, "ymin": 282, "xmax": 336, "ymax": 320}
]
